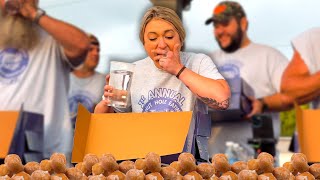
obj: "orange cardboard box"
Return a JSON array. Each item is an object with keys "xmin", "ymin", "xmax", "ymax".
[
  {"xmin": 295, "ymin": 103, "xmax": 320, "ymax": 162},
  {"xmin": 0, "ymin": 111, "xmax": 20, "ymax": 158},
  {"xmin": 72, "ymin": 104, "xmax": 192, "ymax": 162}
]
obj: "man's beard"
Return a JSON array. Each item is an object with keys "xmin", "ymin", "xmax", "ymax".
[
  {"xmin": 216, "ymin": 25, "xmax": 243, "ymax": 53},
  {"xmin": 0, "ymin": 12, "xmax": 40, "ymax": 50}
]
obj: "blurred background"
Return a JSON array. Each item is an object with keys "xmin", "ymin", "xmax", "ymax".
[{"xmin": 40, "ymin": 0, "xmax": 320, "ymax": 74}]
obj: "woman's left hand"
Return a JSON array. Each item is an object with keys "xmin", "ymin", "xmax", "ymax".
[{"xmin": 153, "ymin": 43, "xmax": 183, "ymax": 75}]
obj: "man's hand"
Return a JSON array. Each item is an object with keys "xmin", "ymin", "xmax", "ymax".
[
  {"xmin": 246, "ymin": 97, "xmax": 263, "ymax": 118},
  {"xmin": 18, "ymin": 0, "xmax": 38, "ymax": 21}
]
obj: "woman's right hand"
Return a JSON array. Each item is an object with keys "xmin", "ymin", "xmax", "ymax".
[{"xmin": 94, "ymin": 75, "xmax": 115, "ymax": 113}]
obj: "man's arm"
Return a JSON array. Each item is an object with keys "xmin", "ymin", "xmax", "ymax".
[
  {"xmin": 262, "ymin": 93, "xmax": 294, "ymax": 111},
  {"xmin": 246, "ymin": 93, "xmax": 294, "ymax": 118},
  {"xmin": 281, "ymin": 50, "xmax": 320, "ymax": 104},
  {"xmin": 20, "ymin": 0, "xmax": 90, "ymax": 66},
  {"xmin": 38, "ymin": 16, "xmax": 90, "ymax": 65}
]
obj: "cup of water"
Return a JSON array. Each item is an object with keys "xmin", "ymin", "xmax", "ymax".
[{"xmin": 108, "ymin": 61, "xmax": 135, "ymax": 108}]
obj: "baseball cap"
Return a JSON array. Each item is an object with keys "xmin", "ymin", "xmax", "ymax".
[{"xmin": 205, "ymin": 1, "xmax": 246, "ymax": 25}]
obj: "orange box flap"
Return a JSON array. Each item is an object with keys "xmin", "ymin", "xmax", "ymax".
[
  {"xmin": 0, "ymin": 111, "xmax": 20, "ymax": 158},
  {"xmin": 72, "ymin": 104, "xmax": 192, "ymax": 162},
  {"xmin": 295, "ymin": 103, "xmax": 320, "ymax": 162}
]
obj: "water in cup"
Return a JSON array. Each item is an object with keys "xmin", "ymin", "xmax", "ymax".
[{"xmin": 109, "ymin": 70, "xmax": 133, "ymax": 108}]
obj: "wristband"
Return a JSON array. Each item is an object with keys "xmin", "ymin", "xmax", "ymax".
[
  {"xmin": 176, "ymin": 66, "xmax": 186, "ymax": 79},
  {"xmin": 33, "ymin": 8, "xmax": 46, "ymax": 24}
]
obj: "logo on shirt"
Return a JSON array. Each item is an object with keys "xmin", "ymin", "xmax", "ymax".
[
  {"xmin": 68, "ymin": 91, "xmax": 95, "ymax": 124},
  {"xmin": 0, "ymin": 48, "xmax": 29, "ymax": 84},
  {"xmin": 138, "ymin": 88, "xmax": 185, "ymax": 112},
  {"xmin": 218, "ymin": 63, "xmax": 240, "ymax": 79}
]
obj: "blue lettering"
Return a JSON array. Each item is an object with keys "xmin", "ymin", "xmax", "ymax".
[{"xmin": 148, "ymin": 90, "xmax": 155, "ymax": 100}]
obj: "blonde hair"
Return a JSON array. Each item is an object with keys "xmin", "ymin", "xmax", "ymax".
[{"xmin": 139, "ymin": 6, "xmax": 186, "ymax": 45}]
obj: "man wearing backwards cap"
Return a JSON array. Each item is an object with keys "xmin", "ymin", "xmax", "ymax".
[{"xmin": 206, "ymin": 1, "xmax": 293, "ymax": 159}]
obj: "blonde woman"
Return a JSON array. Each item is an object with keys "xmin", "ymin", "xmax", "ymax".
[
  {"xmin": 95, "ymin": 6, "xmax": 230, "ymax": 114},
  {"xmin": 94, "ymin": 6, "xmax": 230, "ymax": 161}
]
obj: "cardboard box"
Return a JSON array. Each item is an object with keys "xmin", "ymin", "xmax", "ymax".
[
  {"xmin": 295, "ymin": 103, "xmax": 320, "ymax": 162},
  {"xmin": 0, "ymin": 111, "xmax": 19, "ymax": 158},
  {"xmin": 0, "ymin": 109, "xmax": 44, "ymax": 162},
  {"xmin": 72, "ymin": 104, "xmax": 192, "ymax": 162}
]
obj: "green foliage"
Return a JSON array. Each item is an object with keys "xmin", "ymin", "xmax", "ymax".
[{"xmin": 280, "ymin": 104, "xmax": 309, "ymax": 137}]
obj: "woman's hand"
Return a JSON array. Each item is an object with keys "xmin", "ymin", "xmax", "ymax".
[
  {"xmin": 152, "ymin": 43, "xmax": 183, "ymax": 75},
  {"xmin": 94, "ymin": 75, "xmax": 114, "ymax": 113}
]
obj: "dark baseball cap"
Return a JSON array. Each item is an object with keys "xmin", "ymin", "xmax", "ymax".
[{"xmin": 205, "ymin": 1, "xmax": 246, "ymax": 25}]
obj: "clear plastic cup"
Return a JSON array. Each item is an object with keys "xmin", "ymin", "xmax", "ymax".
[{"xmin": 108, "ymin": 61, "xmax": 135, "ymax": 109}]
